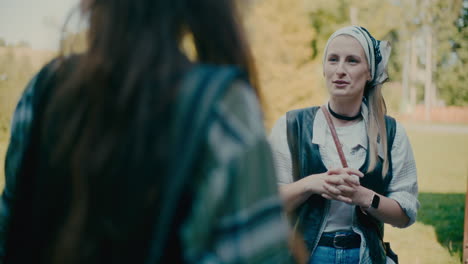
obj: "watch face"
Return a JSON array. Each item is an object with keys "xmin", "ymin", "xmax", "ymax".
[{"xmin": 371, "ymin": 194, "xmax": 380, "ymax": 209}]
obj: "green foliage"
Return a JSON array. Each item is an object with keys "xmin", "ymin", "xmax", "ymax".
[
  {"xmin": 438, "ymin": 58, "xmax": 468, "ymax": 105},
  {"xmin": 306, "ymin": 0, "xmax": 349, "ymax": 60},
  {"xmin": 0, "ymin": 38, "xmax": 5, "ymax": 47},
  {"xmin": 411, "ymin": 0, "xmax": 467, "ymax": 106},
  {"xmin": 435, "ymin": 3, "xmax": 468, "ymax": 106},
  {"xmin": 384, "ymin": 30, "xmax": 402, "ymax": 83},
  {"xmin": 305, "ymin": 0, "xmax": 468, "ymax": 106},
  {"xmin": 305, "ymin": 0, "xmax": 405, "ymax": 80}
]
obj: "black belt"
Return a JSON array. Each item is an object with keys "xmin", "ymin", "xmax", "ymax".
[{"xmin": 318, "ymin": 232, "xmax": 361, "ymax": 249}]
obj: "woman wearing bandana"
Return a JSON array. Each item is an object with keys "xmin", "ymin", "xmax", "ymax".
[{"xmin": 269, "ymin": 26, "xmax": 419, "ymax": 263}]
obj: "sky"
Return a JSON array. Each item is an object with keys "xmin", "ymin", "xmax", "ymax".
[{"xmin": 0, "ymin": 0, "xmax": 79, "ymax": 51}]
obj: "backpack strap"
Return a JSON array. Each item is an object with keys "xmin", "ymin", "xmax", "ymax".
[{"xmin": 145, "ymin": 65, "xmax": 247, "ymax": 263}]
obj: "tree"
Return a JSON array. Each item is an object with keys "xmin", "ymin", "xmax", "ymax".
[
  {"xmin": 305, "ymin": 0, "xmax": 404, "ymax": 77},
  {"xmin": 433, "ymin": 0, "xmax": 468, "ymax": 106},
  {"xmin": 244, "ymin": 0, "xmax": 323, "ymax": 127},
  {"xmin": 0, "ymin": 38, "xmax": 6, "ymax": 47},
  {"xmin": 303, "ymin": 0, "xmax": 407, "ymax": 112}
]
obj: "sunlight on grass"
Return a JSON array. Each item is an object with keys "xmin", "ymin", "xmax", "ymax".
[
  {"xmin": 406, "ymin": 129, "xmax": 468, "ymax": 193},
  {"xmin": 386, "ymin": 223, "xmax": 461, "ymax": 264},
  {"xmin": 387, "ymin": 128, "xmax": 468, "ymax": 263}
]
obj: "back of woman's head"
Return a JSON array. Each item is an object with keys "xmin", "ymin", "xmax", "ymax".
[
  {"xmin": 80, "ymin": 0, "xmax": 258, "ymax": 86},
  {"xmin": 7, "ymin": 1, "xmax": 258, "ymax": 263}
]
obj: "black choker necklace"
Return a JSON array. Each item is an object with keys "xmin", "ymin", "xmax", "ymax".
[{"xmin": 327, "ymin": 103, "xmax": 362, "ymax": 121}]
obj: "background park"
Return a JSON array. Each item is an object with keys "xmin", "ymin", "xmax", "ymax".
[{"xmin": 1, "ymin": 0, "xmax": 467, "ymax": 263}]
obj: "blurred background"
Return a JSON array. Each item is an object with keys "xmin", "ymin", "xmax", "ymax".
[{"xmin": 0, "ymin": 0, "xmax": 467, "ymax": 263}]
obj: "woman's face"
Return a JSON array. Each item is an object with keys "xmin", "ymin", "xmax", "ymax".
[{"xmin": 324, "ymin": 35, "xmax": 371, "ymax": 100}]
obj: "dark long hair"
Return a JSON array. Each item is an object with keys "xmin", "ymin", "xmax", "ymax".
[{"xmin": 6, "ymin": 1, "xmax": 258, "ymax": 263}]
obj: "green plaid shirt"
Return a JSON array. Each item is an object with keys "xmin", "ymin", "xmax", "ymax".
[
  {"xmin": 0, "ymin": 68, "xmax": 292, "ymax": 263},
  {"xmin": 180, "ymin": 81, "xmax": 292, "ymax": 263}
]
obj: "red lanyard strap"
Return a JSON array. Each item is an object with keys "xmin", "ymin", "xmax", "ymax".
[{"xmin": 320, "ymin": 105, "xmax": 348, "ymax": 168}]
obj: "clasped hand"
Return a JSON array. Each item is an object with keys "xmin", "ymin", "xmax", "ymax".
[{"xmin": 316, "ymin": 168, "xmax": 368, "ymax": 206}]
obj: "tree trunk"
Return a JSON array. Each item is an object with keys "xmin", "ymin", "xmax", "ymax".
[
  {"xmin": 424, "ymin": 28, "xmax": 432, "ymax": 121},
  {"xmin": 402, "ymin": 40, "xmax": 411, "ymax": 113},
  {"xmin": 410, "ymin": 35, "xmax": 417, "ymax": 110}
]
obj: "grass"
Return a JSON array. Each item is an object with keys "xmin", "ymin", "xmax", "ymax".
[
  {"xmin": 386, "ymin": 223, "xmax": 461, "ymax": 264},
  {"xmin": 384, "ymin": 128, "xmax": 468, "ymax": 263},
  {"xmin": 406, "ymin": 130, "xmax": 468, "ymax": 193},
  {"xmin": 417, "ymin": 193, "xmax": 465, "ymax": 257}
]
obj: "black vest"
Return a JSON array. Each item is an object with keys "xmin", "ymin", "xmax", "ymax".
[{"xmin": 286, "ymin": 106, "xmax": 396, "ymax": 264}]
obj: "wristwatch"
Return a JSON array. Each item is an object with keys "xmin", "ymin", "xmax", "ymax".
[
  {"xmin": 360, "ymin": 193, "xmax": 380, "ymax": 215},
  {"xmin": 370, "ymin": 193, "xmax": 380, "ymax": 209}
]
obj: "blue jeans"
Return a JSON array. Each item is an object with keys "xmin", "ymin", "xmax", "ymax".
[
  {"xmin": 309, "ymin": 246, "xmax": 360, "ymax": 264},
  {"xmin": 309, "ymin": 232, "xmax": 360, "ymax": 264}
]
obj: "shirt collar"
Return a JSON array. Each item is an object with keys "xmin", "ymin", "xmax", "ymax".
[{"xmin": 312, "ymin": 102, "xmax": 384, "ymax": 158}]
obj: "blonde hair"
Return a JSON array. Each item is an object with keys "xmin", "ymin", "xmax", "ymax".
[{"xmin": 366, "ymin": 83, "xmax": 389, "ymax": 177}]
